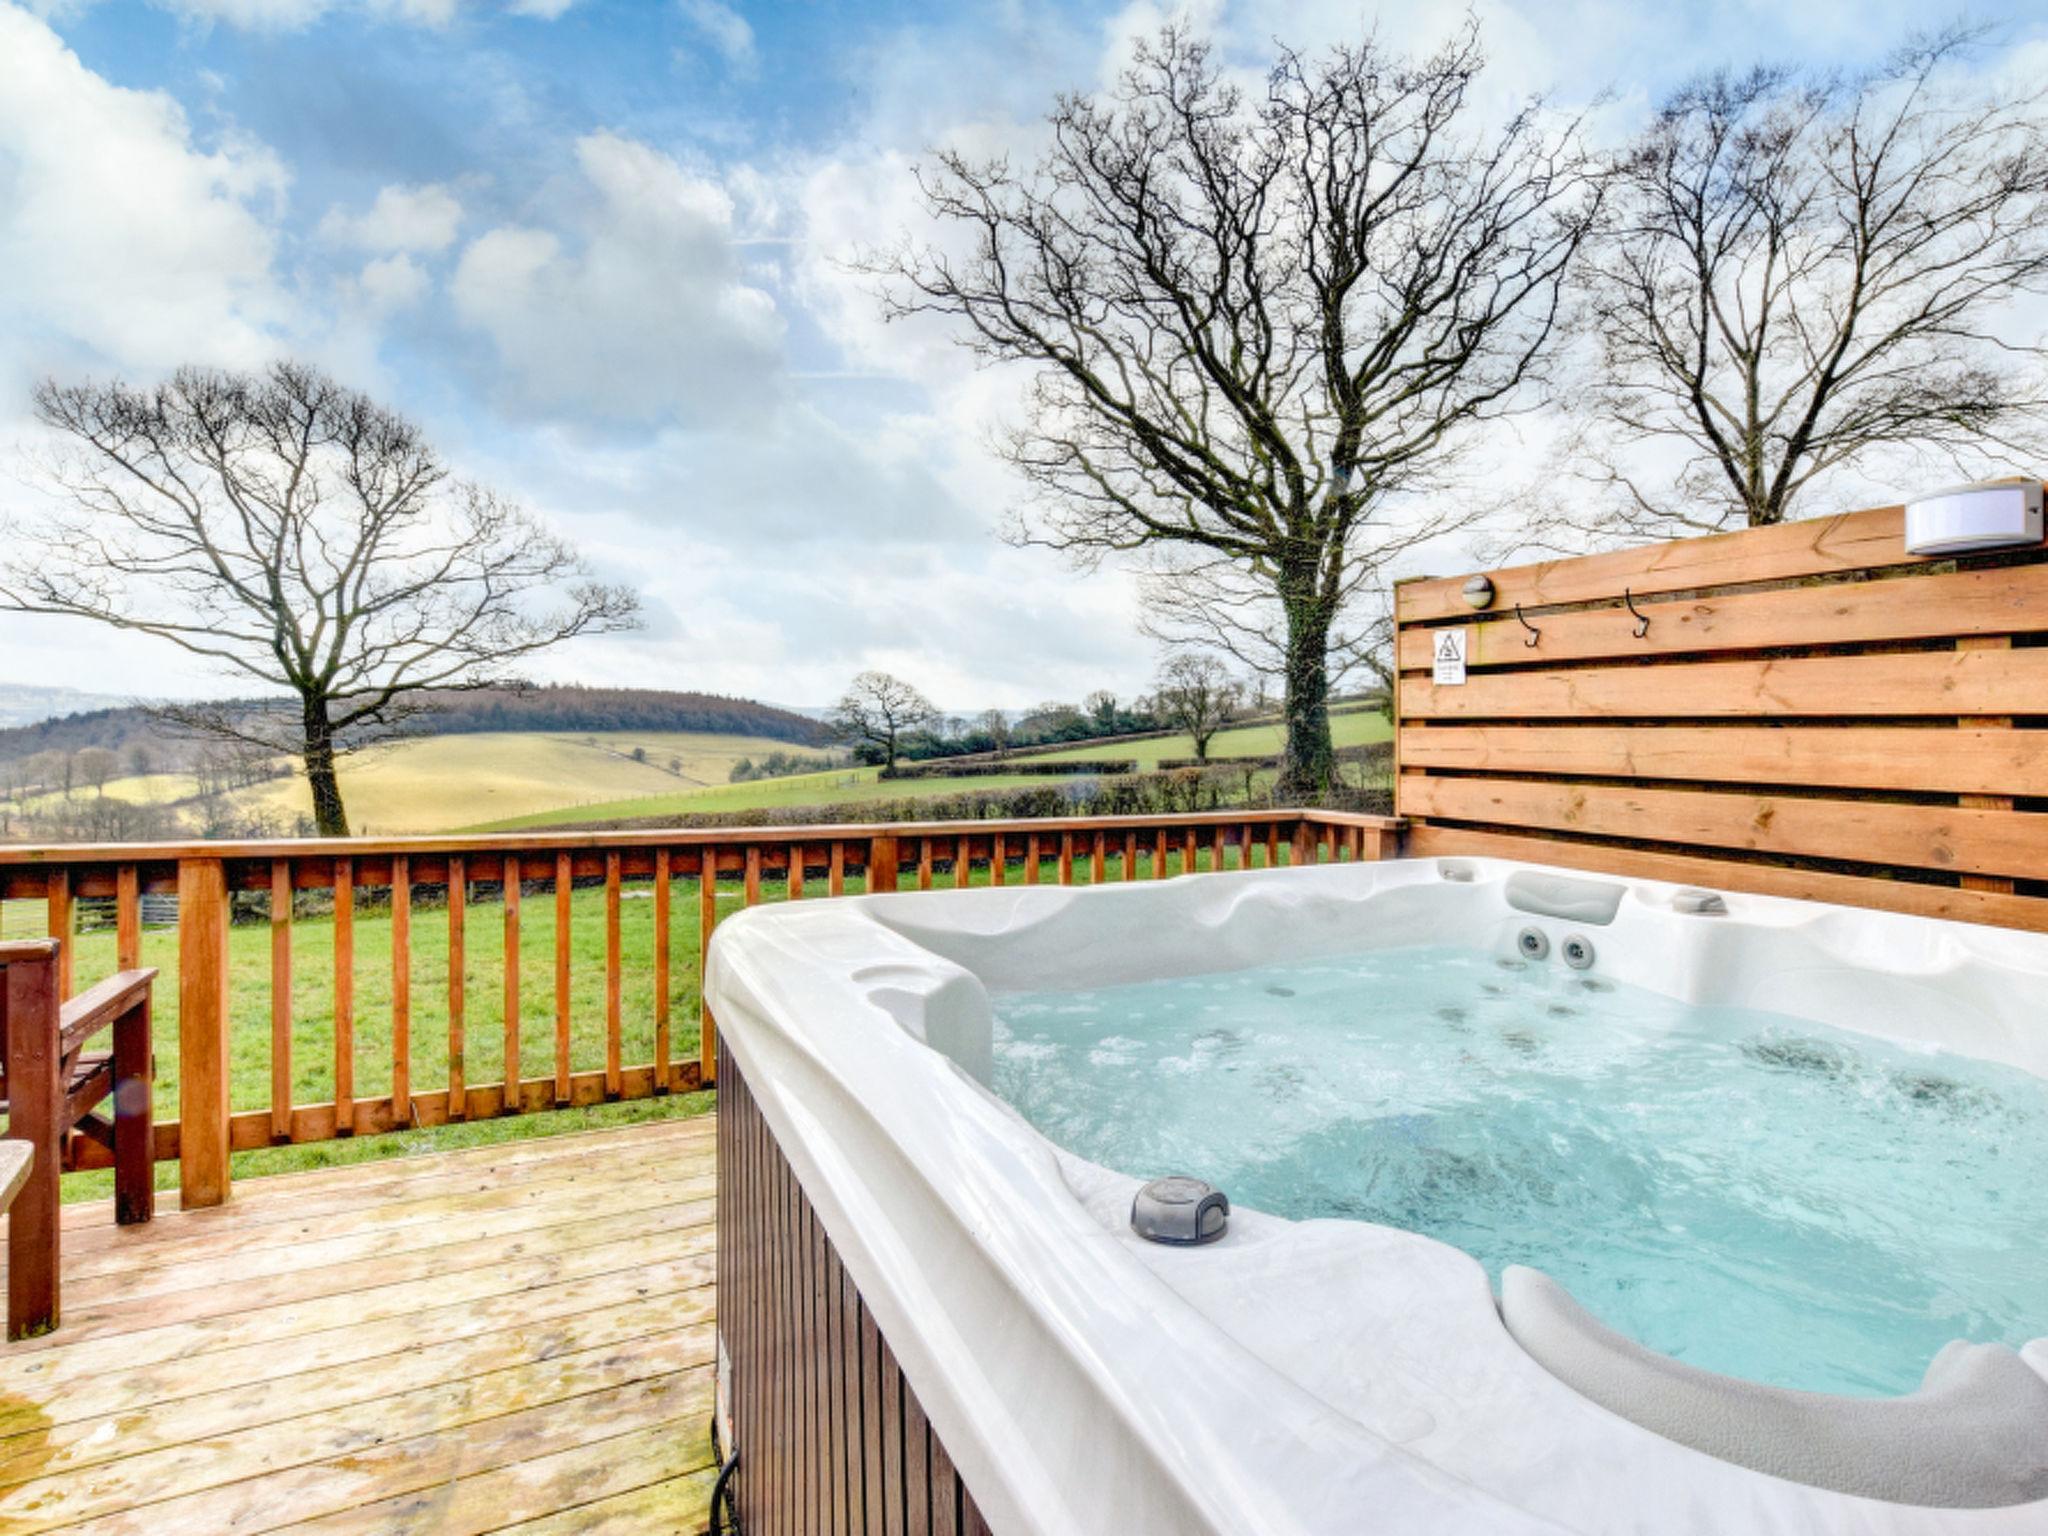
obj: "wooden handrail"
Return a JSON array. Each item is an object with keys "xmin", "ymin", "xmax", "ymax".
[
  {"xmin": 0, "ymin": 808, "xmax": 1404, "ymax": 1211},
  {"xmin": 0, "ymin": 808, "xmax": 1395, "ymax": 871}
]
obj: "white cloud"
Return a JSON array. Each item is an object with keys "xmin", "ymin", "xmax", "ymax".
[
  {"xmin": 319, "ymin": 182, "xmax": 463, "ymax": 253},
  {"xmin": 450, "ymin": 131, "xmax": 783, "ymax": 424},
  {"xmin": 151, "ymin": 0, "xmax": 468, "ymax": 28},
  {"xmin": 677, "ymin": 0, "xmax": 754, "ymax": 68},
  {"xmin": 0, "ymin": 4, "xmax": 289, "ymax": 385},
  {"xmin": 154, "ymin": 0, "xmax": 330, "ymax": 27},
  {"xmin": 356, "ymin": 252, "xmax": 430, "ymax": 310}
]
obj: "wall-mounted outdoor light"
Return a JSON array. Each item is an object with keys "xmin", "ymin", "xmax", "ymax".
[
  {"xmin": 1903, "ymin": 479, "xmax": 2044, "ymax": 555},
  {"xmin": 1462, "ymin": 574, "xmax": 1496, "ymax": 610}
]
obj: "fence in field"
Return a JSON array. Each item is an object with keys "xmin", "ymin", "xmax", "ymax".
[
  {"xmin": 0, "ymin": 809, "xmax": 1399, "ymax": 1208},
  {"xmin": 1395, "ymin": 495, "xmax": 2048, "ymax": 932}
]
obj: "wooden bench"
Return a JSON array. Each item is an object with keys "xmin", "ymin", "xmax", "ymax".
[
  {"xmin": 0, "ymin": 1144, "xmax": 31, "ymax": 1216},
  {"xmin": 0, "ymin": 940, "xmax": 156, "ymax": 1339}
]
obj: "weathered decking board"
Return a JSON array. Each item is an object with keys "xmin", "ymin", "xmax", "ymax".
[{"xmin": 0, "ymin": 1116, "xmax": 719, "ymax": 1534}]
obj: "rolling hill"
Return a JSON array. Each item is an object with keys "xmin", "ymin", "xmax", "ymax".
[
  {"xmin": 0, "ymin": 684, "xmax": 829, "ymax": 768},
  {"xmin": 475, "ymin": 710, "xmax": 1392, "ymax": 831}
]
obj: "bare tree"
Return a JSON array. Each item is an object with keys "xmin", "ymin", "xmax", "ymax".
[
  {"xmin": 1082, "ymin": 691, "xmax": 1119, "ymax": 733},
  {"xmin": 833, "ymin": 671, "xmax": 937, "ymax": 771},
  {"xmin": 1140, "ymin": 560, "xmax": 1398, "ymax": 696},
  {"xmin": 2, "ymin": 362, "xmax": 640, "ymax": 835},
  {"xmin": 1554, "ymin": 28, "xmax": 2048, "ymax": 538},
  {"xmin": 977, "ymin": 707, "xmax": 1012, "ymax": 758},
  {"xmin": 871, "ymin": 25, "xmax": 1599, "ymax": 795},
  {"xmin": 74, "ymin": 747, "xmax": 120, "ymax": 795},
  {"xmin": 1152, "ymin": 653, "xmax": 1241, "ymax": 762}
]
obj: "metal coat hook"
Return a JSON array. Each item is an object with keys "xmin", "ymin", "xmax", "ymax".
[
  {"xmin": 1514, "ymin": 603, "xmax": 1541, "ymax": 647},
  {"xmin": 1623, "ymin": 588, "xmax": 1650, "ymax": 638}
]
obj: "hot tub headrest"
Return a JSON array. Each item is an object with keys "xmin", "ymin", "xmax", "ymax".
[
  {"xmin": 1503, "ymin": 871, "xmax": 1626, "ymax": 926},
  {"xmin": 1499, "ymin": 1265, "xmax": 2048, "ymax": 1509}
]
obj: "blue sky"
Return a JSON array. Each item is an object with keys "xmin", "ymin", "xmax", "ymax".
[{"xmin": 3, "ymin": 0, "xmax": 2043, "ymax": 707}]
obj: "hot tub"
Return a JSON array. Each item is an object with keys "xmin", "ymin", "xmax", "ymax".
[{"xmin": 705, "ymin": 856, "xmax": 2048, "ymax": 1534}]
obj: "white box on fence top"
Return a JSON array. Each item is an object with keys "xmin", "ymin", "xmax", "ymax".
[{"xmin": 1903, "ymin": 480, "xmax": 2043, "ymax": 555}]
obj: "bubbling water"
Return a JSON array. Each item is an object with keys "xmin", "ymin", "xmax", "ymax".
[{"xmin": 991, "ymin": 946, "xmax": 2048, "ymax": 1397}]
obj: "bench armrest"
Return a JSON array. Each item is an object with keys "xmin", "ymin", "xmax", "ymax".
[
  {"xmin": 0, "ymin": 1143, "xmax": 31, "ymax": 1214},
  {"xmin": 58, "ymin": 969, "xmax": 158, "ymax": 1057}
]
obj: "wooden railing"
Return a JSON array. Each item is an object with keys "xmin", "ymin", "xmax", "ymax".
[{"xmin": 0, "ymin": 809, "xmax": 1400, "ymax": 1208}]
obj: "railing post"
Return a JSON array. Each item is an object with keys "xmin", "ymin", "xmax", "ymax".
[
  {"xmin": 699, "ymin": 844, "xmax": 719, "ymax": 1086},
  {"xmin": 177, "ymin": 857, "xmax": 233, "ymax": 1208},
  {"xmin": 45, "ymin": 868, "xmax": 72, "ymax": 1000},
  {"xmin": 5, "ymin": 940, "xmax": 63, "ymax": 1337},
  {"xmin": 869, "ymin": 834, "xmax": 899, "ymax": 894},
  {"xmin": 1291, "ymin": 818, "xmax": 1315, "ymax": 867}
]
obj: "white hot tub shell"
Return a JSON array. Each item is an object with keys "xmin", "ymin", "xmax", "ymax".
[{"xmin": 704, "ymin": 856, "xmax": 2048, "ymax": 1535}]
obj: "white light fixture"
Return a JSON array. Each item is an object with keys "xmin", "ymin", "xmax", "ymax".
[{"xmin": 1903, "ymin": 479, "xmax": 2044, "ymax": 555}]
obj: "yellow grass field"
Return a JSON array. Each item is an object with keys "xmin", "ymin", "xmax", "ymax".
[
  {"xmin": 10, "ymin": 731, "xmax": 831, "ymax": 837},
  {"xmin": 223, "ymin": 731, "xmax": 831, "ymax": 834}
]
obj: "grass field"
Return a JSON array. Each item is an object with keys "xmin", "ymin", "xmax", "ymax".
[
  {"xmin": 16, "ymin": 730, "xmax": 835, "ymax": 837},
  {"xmin": 13, "ymin": 716, "xmax": 1389, "ymax": 837},
  {"xmin": 476, "ymin": 710, "xmax": 1393, "ymax": 832},
  {"xmin": 3, "ymin": 839, "xmax": 1276, "ymax": 1201},
  {"xmin": 473, "ymin": 763, "xmax": 1056, "ymax": 830},
  {"xmin": 16, "ymin": 770, "xmax": 206, "ymax": 813},
  {"xmin": 1027, "ymin": 706, "xmax": 1391, "ymax": 767},
  {"xmin": 234, "ymin": 730, "xmax": 832, "ymax": 833}
]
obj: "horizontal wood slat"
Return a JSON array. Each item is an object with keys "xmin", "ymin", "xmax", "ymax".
[
  {"xmin": 1396, "ymin": 496, "xmax": 2048, "ymax": 933},
  {"xmin": 1395, "ymin": 563, "xmax": 2048, "ymax": 670},
  {"xmin": 1396, "ymin": 505, "xmax": 1926, "ymax": 622},
  {"xmin": 1399, "ymin": 725, "xmax": 2048, "ymax": 796},
  {"xmin": 1402, "ymin": 647, "xmax": 2048, "ymax": 720},
  {"xmin": 1404, "ymin": 774, "xmax": 2048, "ymax": 882}
]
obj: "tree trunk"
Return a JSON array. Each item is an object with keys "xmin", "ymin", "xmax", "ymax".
[
  {"xmin": 1275, "ymin": 594, "xmax": 1335, "ymax": 803},
  {"xmin": 301, "ymin": 694, "xmax": 349, "ymax": 837}
]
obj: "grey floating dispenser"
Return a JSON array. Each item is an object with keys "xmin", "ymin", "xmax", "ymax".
[{"xmin": 1131, "ymin": 1177, "xmax": 1230, "ymax": 1246}]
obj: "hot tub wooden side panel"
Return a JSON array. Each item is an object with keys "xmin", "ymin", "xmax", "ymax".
[{"xmin": 719, "ymin": 1044, "xmax": 996, "ymax": 1535}]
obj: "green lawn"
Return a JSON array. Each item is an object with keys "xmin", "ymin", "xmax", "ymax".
[
  {"xmin": 5, "ymin": 838, "xmax": 1284, "ymax": 1200},
  {"xmin": 473, "ymin": 712, "xmax": 1392, "ymax": 832},
  {"xmin": 469, "ymin": 766, "xmax": 1098, "ymax": 830},
  {"xmin": 1027, "ymin": 707, "xmax": 1392, "ymax": 767}
]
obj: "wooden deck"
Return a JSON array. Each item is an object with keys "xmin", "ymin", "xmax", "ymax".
[{"xmin": 0, "ymin": 1116, "xmax": 719, "ymax": 1534}]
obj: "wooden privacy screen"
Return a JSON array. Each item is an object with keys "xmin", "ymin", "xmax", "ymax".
[{"xmin": 1393, "ymin": 499, "xmax": 2048, "ymax": 932}]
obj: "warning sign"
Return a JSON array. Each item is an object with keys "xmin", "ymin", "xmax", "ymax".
[{"xmin": 1432, "ymin": 627, "xmax": 1469, "ymax": 686}]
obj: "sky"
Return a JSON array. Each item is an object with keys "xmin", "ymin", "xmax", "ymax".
[{"xmin": 1, "ymin": 0, "xmax": 2043, "ymax": 710}]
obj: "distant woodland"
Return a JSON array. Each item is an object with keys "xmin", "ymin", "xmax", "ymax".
[{"xmin": 0, "ymin": 685, "xmax": 830, "ymax": 766}]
